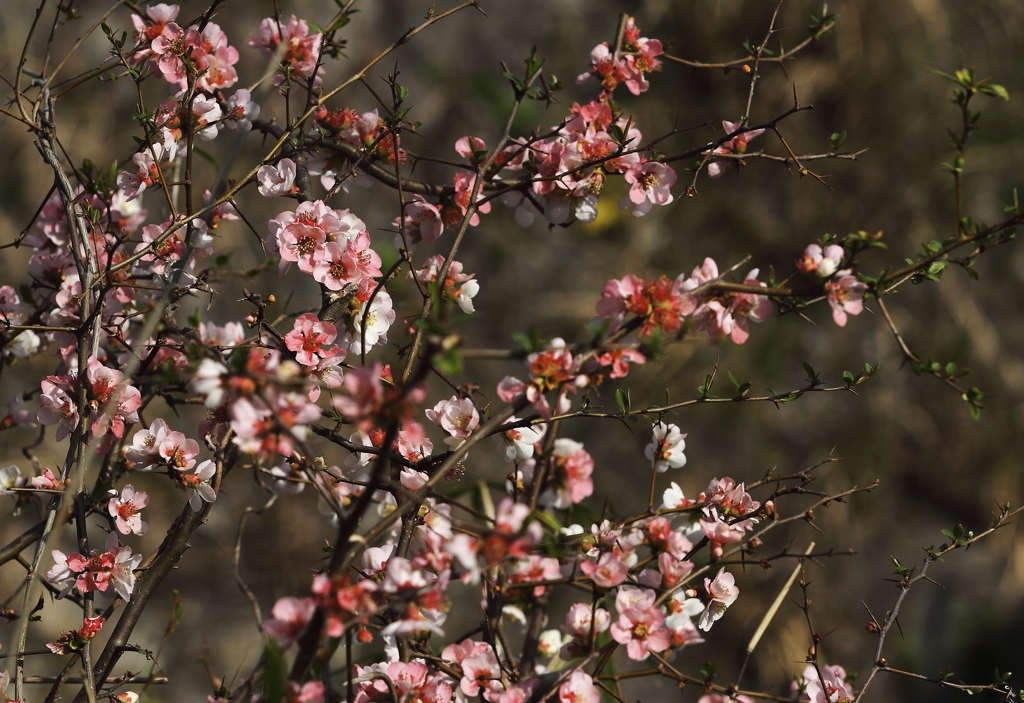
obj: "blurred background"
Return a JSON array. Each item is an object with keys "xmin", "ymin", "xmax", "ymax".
[{"xmin": 2, "ymin": 0, "xmax": 1024, "ymax": 701}]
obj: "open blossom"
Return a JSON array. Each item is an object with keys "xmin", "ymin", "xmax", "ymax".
[
  {"xmin": 610, "ymin": 589, "xmax": 671, "ymax": 660},
  {"xmin": 645, "ymin": 422, "xmax": 686, "ymax": 472},
  {"xmin": 620, "ymin": 161, "xmax": 676, "ymax": 216},
  {"xmin": 225, "ymin": 88, "xmax": 260, "ymax": 130},
  {"xmin": 558, "ymin": 671, "xmax": 600, "ymax": 703},
  {"xmin": 159, "ymin": 431, "xmax": 200, "ymax": 470},
  {"xmin": 285, "ymin": 314, "xmax": 342, "ymax": 367},
  {"xmin": 179, "ymin": 459, "xmax": 217, "ymax": 510},
  {"xmin": 699, "ymin": 567, "xmax": 739, "ymax": 631},
  {"xmin": 579, "ymin": 552, "xmax": 629, "ymax": 588},
  {"xmin": 108, "ymin": 484, "xmax": 149, "ymax": 536},
  {"xmin": 257, "ymin": 158, "xmax": 298, "ymax": 197},
  {"xmin": 394, "ymin": 195, "xmax": 444, "ymax": 245},
  {"xmin": 37, "ymin": 375, "xmax": 78, "ymax": 441},
  {"xmin": 249, "ymin": 16, "xmax": 323, "ymax": 83},
  {"xmin": 313, "ymin": 231, "xmax": 382, "ymax": 291},
  {"xmin": 85, "ymin": 357, "xmax": 142, "ymax": 439},
  {"xmin": 425, "ymin": 396, "xmax": 480, "ymax": 447},
  {"xmin": 826, "ymin": 271, "xmax": 868, "ymax": 327},
  {"xmin": 150, "ymin": 21, "xmax": 201, "ymax": 85},
  {"xmin": 793, "ymin": 664, "xmax": 855, "ymax": 703},
  {"xmin": 496, "ymin": 417, "xmax": 545, "ymax": 462},
  {"xmin": 263, "ymin": 596, "xmax": 315, "ymax": 648}
]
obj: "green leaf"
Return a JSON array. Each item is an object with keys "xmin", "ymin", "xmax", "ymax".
[
  {"xmin": 395, "ymin": 83, "xmax": 409, "ymax": 101},
  {"xmin": 829, "ymin": 130, "xmax": 847, "ymax": 150},
  {"xmin": 945, "ymin": 362, "xmax": 957, "ymax": 376},
  {"xmin": 843, "ymin": 370, "xmax": 855, "ymax": 384},
  {"xmin": 615, "ymin": 388, "xmax": 628, "ymax": 413},
  {"xmin": 728, "ymin": 370, "xmax": 740, "ymax": 390}
]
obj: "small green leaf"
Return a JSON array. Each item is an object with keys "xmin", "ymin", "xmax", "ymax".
[
  {"xmin": 615, "ymin": 388, "xmax": 628, "ymax": 413},
  {"xmin": 843, "ymin": 370, "xmax": 855, "ymax": 384}
]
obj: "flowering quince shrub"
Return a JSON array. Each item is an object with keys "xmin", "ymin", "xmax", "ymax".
[{"xmin": 0, "ymin": 4, "xmax": 1021, "ymax": 703}]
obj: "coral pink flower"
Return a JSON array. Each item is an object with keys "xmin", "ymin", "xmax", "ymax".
[
  {"xmin": 620, "ymin": 161, "xmax": 676, "ymax": 216},
  {"xmin": 150, "ymin": 22, "xmax": 201, "ymax": 85},
  {"xmin": 285, "ymin": 314, "xmax": 341, "ymax": 367},
  {"xmin": 257, "ymin": 158, "xmax": 297, "ymax": 197},
  {"xmin": 108, "ymin": 484, "xmax": 149, "ymax": 536}
]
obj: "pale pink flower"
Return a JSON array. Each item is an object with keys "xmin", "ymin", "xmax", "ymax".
[
  {"xmin": 108, "ymin": 484, "xmax": 149, "ymax": 536},
  {"xmin": 263, "ymin": 596, "xmax": 315, "ymax": 648},
  {"xmin": 257, "ymin": 159, "xmax": 297, "ymax": 197},
  {"xmin": 494, "ymin": 498, "xmax": 531, "ymax": 534},
  {"xmin": 459, "ymin": 648, "xmax": 503, "ymax": 701},
  {"xmin": 224, "ymin": 89, "xmax": 260, "ymax": 131},
  {"xmin": 496, "ymin": 417, "xmax": 545, "ymax": 462},
  {"xmin": 425, "ymin": 396, "xmax": 480, "ymax": 447},
  {"xmin": 158, "ymin": 431, "xmax": 200, "ymax": 471},
  {"xmin": 37, "ymin": 375, "xmax": 78, "ymax": 441},
  {"xmin": 699, "ymin": 567, "xmax": 739, "ymax": 631},
  {"xmin": 826, "ymin": 271, "xmax": 867, "ymax": 327},
  {"xmin": 610, "ymin": 589, "xmax": 670, "ymax": 660},
  {"xmin": 180, "ymin": 460, "xmax": 217, "ymax": 510},
  {"xmin": 796, "ymin": 664, "xmax": 855, "ymax": 703},
  {"xmin": 579, "ymin": 552, "xmax": 629, "ymax": 588},
  {"xmin": 558, "ymin": 671, "xmax": 600, "ymax": 703}
]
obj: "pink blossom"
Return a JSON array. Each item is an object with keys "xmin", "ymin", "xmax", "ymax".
[
  {"xmin": 257, "ymin": 159, "xmax": 297, "ymax": 197},
  {"xmin": 108, "ymin": 484, "xmax": 149, "ymax": 536},
  {"xmin": 150, "ymin": 22, "xmax": 201, "ymax": 86},
  {"xmin": 285, "ymin": 314, "xmax": 341, "ymax": 367},
  {"xmin": 795, "ymin": 664, "xmax": 855, "ymax": 703},
  {"xmin": 117, "ymin": 145, "xmax": 164, "ymax": 201},
  {"xmin": 179, "ymin": 459, "xmax": 217, "ymax": 510},
  {"xmin": 225, "ymin": 89, "xmax": 260, "ymax": 131},
  {"xmin": 31, "ymin": 468, "xmax": 64, "ymax": 491},
  {"xmin": 395, "ymin": 196, "xmax": 444, "ymax": 245},
  {"xmin": 459, "ymin": 648, "xmax": 503, "ymax": 701},
  {"xmin": 579, "ymin": 552, "xmax": 629, "ymax": 588},
  {"xmin": 37, "ymin": 375, "xmax": 78, "ymax": 441},
  {"xmin": 263, "ymin": 596, "xmax": 315, "ymax": 648},
  {"xmin": 699, "ymin": 567, "xmax": 739, "ymax": 631},
  {"xmin": 610, "ymin": 589, "xmax": 671, "ymax": 660},
  {"xmin": 158, "ymin": 431, "xmax": 200, "ymax": 471},
  {"xmin": 826, "ymin": 271, "xmax": 867, "ymax": 327},
  {"xmin": 312, "ymin": 231, "xmax": 382, "ymax": 291},
  {"xmin": 620, "ymin": 161, "xmax": 676, "ymax": 216},
  {"xmin": 558, "ymin": 671, "xmax": 600, "ymax": 703},
  {"xmin": 249, "ymin": 16, "xmax": 323, "ymax": 83},
  {"xmin": 551, "ymin": 438, "xmax": 594, "ymax": 508},
  {"xmin": 496, "ymin": 417, "xmax": 545, "ymax": 462},
  {"xmin": 425, "ymin": 395, "xmax": 480, "ymax": 446},
  {"xmin": 85, "ymin": 357, "xmax": 142, "ymax": 439}
]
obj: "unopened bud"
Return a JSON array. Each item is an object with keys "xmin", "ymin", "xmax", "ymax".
[
  {"xmin": 865, "ymin": 621, "xmax": 880, "ymax": 633},
  {"xmin": 266, "ymin": 294, "xmax": 276, "ymax": 304},
  {"xmin": 742, "ymin": 64, "xmax": 752, "ymax": 74}
]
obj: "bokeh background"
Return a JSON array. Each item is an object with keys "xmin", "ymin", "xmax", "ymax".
[{"xmin": 2, "ymin": 1, "xmax": 1024, "ymax": 701}]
